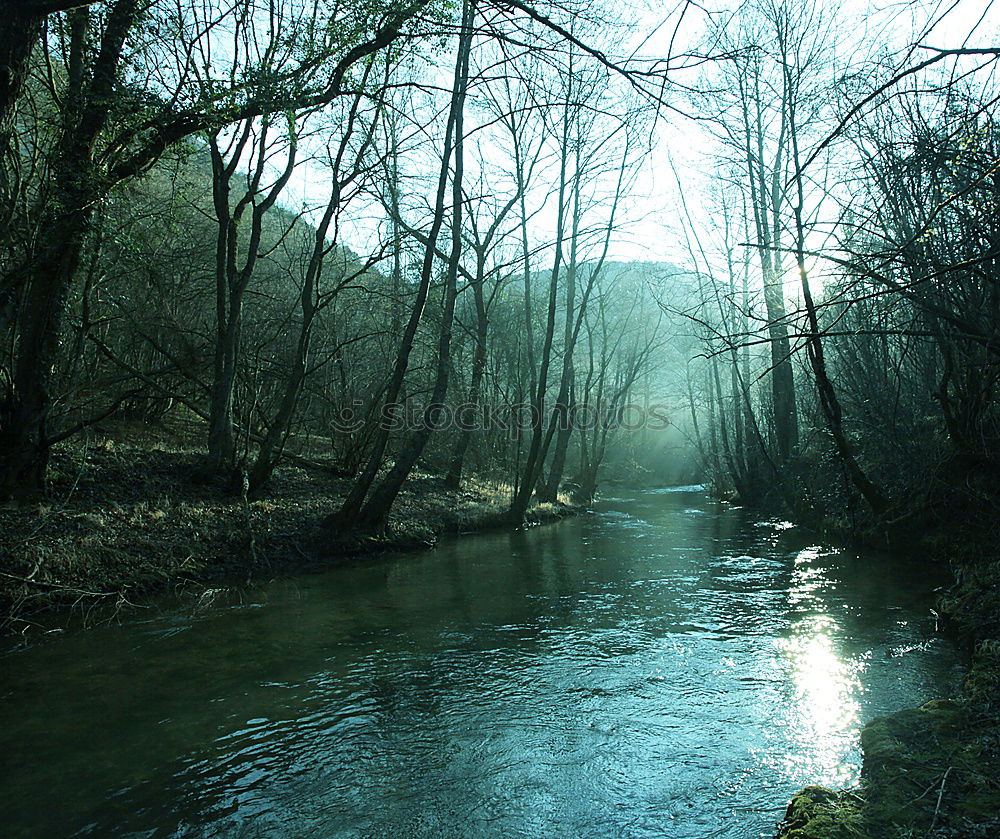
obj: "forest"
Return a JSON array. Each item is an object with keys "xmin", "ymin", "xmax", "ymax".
[
  {"xmin": 2, "ymin": 0, "xmax": 1000, "ymax": 837},
  {"xmin": 2, "ymin": 0, "xmax": 997, "ymax": 536}
]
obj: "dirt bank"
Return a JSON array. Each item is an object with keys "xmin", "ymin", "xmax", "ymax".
[{"xmin": 0, "ymin": 423, "xmax": 580, "ymax": 642}]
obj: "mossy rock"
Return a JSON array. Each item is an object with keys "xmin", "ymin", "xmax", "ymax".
[{"xmin": 778, "ymin": 786, "xmax": 867, "ymax": 839}]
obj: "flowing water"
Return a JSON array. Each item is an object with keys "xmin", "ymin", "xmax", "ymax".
[{"xmin": 0, "ymin": 488, "xmax": 961, "ymax": 838}]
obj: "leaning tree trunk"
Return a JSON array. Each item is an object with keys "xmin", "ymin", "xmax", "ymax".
[
  {"xmin": 787, "ymin": 90, "xmax": 887, "ymax": 517},
  {"xmin": 247, "ymin": 185, "xmax": 341, "ymax": 495},
  {"xmin": 352, "ymin": 0, "xmax": 474, "ymax": 534},
  {"xmin": 326, "ymin": 0, "xmax": 473, "ymax": 533},
  {"xmin": 247, "ymin": 310, "xmax": 307, "ymax": 496}
]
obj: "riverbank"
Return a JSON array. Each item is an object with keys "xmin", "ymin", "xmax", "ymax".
[
  {"xmin": 778, "ymin": 530, "xmax": 1000, "ymax": 837},
  {"xmin": 0, "ymin": 422, "xmax": 580, "ymax": 641}
]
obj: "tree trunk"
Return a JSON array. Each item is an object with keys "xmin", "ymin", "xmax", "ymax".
[
  {"xmin": 247, "ymin": 314, "xmax": 306, "ymax": 496},
  {"xmin": 0, "ymin": 0, "xmax": 138, "ymax": 500},
  {"xmin": 0, "ymin": 196, "xmax": 91, "ymax": 499},
  {"xmin": 509, "ymin": 60, "xmax": 575, "ymax": 521},
  {"xmin": 207, "ymin": 305, "xmax": 241, "ymax": 472},
  {"xmin": 764, "ymin": 276, "xmax": 799, "ymax": 460},
  {"xmin": 206, "ymin": 118, "xmax": 296, "ymax": 476},
  {"xmin": 248, "ymin": 181, "xmax": 342, "ymax": 495},
  {"xmin": 352, "ymin": 0, "xmax": 474, "ymax": 533},
  {"xmin": 741, "ymin": 66, "xmax": 799, "ymax": 461},
  {"xmin": 537, "ymin": 193, "xmax": 580, "ymax": 504},
  {"xmin": 0, "ymin": 9, "xmax": 43, "ymax": 162},
  {"xmin": 539, "ymin": 367, "xmax": 574, "ymax": 501},
  {"xmin": 327, "ymin": 0, "xmax": 474, "ymax": 533},
  {"xmin": 787, "ymin": 82, "xmax": 887, "ymax": 517},
  {"xmin": 444, "ymin": 253, "xmax": 488, "ymax": 489}
]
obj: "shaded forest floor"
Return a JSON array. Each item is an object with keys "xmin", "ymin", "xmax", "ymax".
[
  {"xmin": 778, "ymin": 503, "xmax": 1000, "ymax": 838},
  {"xmin": 0, "ymin": 419, "xmax": 579, "ymax": 641}
]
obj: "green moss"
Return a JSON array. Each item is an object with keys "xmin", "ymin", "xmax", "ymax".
[
  {"xmin": 860, "ymin": 699, "xmax": 1000, "ymax": 835},
  {"xmin": 778, "ymin": 786, "xmax": 867, "ymax": 839}
]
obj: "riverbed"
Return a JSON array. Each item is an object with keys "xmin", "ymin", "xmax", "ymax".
[{"xmin": 0, "ymin": 487, "xmax": 960, "ymax": 837}]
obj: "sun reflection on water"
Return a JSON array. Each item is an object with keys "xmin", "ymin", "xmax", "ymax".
[{"xmin": 776, "ymin": 554, "xmax": 864, "ymax": 788}]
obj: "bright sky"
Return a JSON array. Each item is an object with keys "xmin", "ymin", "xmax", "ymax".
[{"xmin": 275, "ymin": 0, "xmax": 1000, "ymax": 280}]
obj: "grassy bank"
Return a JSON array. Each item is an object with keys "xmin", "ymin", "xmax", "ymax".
[
  {"xmin": 0, "ymin": 421, "xmax": 580, "ymax": 641},
  {"xmin": 777, "ymin": 534, "xmax": 1000, "ymax": 837}
]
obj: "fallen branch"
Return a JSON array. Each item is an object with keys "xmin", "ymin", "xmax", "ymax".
[{"xmin": 930, "ymin": 765, "xmax": 953, "ymax": 832}]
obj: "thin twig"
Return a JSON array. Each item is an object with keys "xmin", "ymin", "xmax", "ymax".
[{"xmin": 930, "ymin": 765, "xmax": 953, "ymax": 832}]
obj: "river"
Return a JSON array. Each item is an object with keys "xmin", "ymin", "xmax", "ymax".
[{"xmin": 0, "ymin": 487, "xmax": 960, "ymax": 838}]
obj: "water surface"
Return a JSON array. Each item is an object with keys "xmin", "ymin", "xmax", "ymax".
[{"xmin": 0, "ymin": 488, "xmax": 960, "ymax": 837}]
